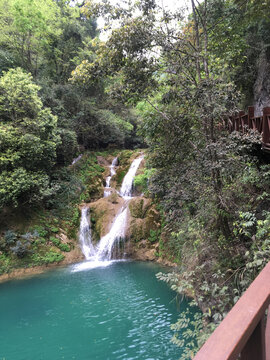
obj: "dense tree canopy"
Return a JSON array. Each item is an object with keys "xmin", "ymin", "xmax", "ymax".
[
  {"xmin": 0, "ymin": 68, "xmax": 59, "ymax": 207},
  {"xmin": 0, "ymin": 0, "xmax": 141, "ymax": 209}
]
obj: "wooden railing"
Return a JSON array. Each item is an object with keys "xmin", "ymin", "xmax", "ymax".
[
  {"xmin": 193, "ymin": 262, "xmax": 270, "ymax": 360},
  {"xmin": 224, "ymin": 106, "xmax": 270, "ymax": 152}
]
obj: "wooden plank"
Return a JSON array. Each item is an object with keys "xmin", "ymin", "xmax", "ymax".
[
  {"xmin": 241, "ymin": 319, "xmax": 265, "ymax": 360},
  {"xmin": 248, "ymin": 106, "xmax": 255, "ymax": 129},
  {"xmin": 262, "ymin": 108, "xmax": 270, "ymax": 145},
  {"xmin": 266, "ymin": 305, "xmax": 270, "ymax": 360},
  {"xmin": 193, "ymin": 262, "xmax": 270, "ymax": 360}
]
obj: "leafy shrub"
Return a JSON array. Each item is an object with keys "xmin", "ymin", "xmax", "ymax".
[
  {"xmin": 134, "ymin": 169, "xmax": 154, "ymax": 194},
  {"xmin": 31, "ymin": 249, "xmax": 64, "ymax": 265},
  {"xmin": 115, "ymin": 170, "xmax": 126, "ymax": 186},
  {"xmin": 58, "ymin": 243, "xmax": 71, "ymax": 252},
  {"xmin": 0, "ymin": 254, "xmax": 11, "ymax": 274},
  {"xmin": 71, "ymin": 208, "xmax": 80, "ymax": 227},
  {"xmin": 49, "ymin": 236, "xmax": 71, "ymax": 252},
  {"xmin": 0, "ymin": 68, "xmax": 60, "ymax": 208},
  {"xmin": 33, "ymin": 237, "xmax": 46, "ymax": 246},
  {"xmin": 11, "ymin": 240, "xmax": 31, "ymax": 258},
  {"xmin": 49, "ymin": 236, "xmax": 60, "ymax": 246},
  {"xmin": 33, "ymin": 225, "xmax": 48, "ymax": 237},
  {"xmin": 148, "ymin": 229, "xmax": 160, "ymax": 243},
  {"xmin": 4, "ymin": 230, "xmax": 17, "ymax": 245}
]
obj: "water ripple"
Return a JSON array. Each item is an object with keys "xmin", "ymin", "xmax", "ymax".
[{"xmin": 0, "ymin": 261, "xmax": 195, "ymax": 360}]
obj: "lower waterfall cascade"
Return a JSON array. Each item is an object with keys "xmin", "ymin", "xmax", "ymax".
[{"xmin": 76, "ymin": 154, "xmax": 144, "ymax": 269}]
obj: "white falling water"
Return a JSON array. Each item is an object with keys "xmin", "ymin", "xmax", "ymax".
[
  {"xmin": 74, "ymin": 155, "xmax": 143, "ymax": 271},
  {"xmin": 71, "ymin": 154, "xmax": 82, "ymax": 165},
  {"xmin": 120, "ymin": 155, "xmax": 144, "ymax": 198},
  {"xmin": 79, "ymin": 207, "xmax": 95, "ymax": 260},
  {"xmin": 104, "ymin": 157, "xmax": 118, "ymax": 198},
  {"xmin": 96, "ymin": 207, "xmax": 127, "ymax": 260}
]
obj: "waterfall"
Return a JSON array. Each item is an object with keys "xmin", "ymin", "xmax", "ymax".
[
  {"xmin": 79, "ymin": 207, "xmax": 95, "ymax": 260},
  {"xmin": 76, "ymin": 154, "xmax": 143, "ymax": 269},
  {"xmin": 96, "ymin": 207, "xmax": 127, "ymax": 260},
  {"xmin": 104, "ymin": 157, "xmax": 118, "ymax": 198},
  {"xmin": 120, "ymin": 155, "xmax": 144, "ymax": 198},
  {"xmin": 71, "ymin": 154, "xmax": 82, "ymax": 165}
]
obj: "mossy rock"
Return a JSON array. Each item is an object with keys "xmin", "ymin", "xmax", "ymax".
[
  {"xmin": 108, "ymin": 191, "xmax": 120, "ymax": 204},
  {"xmin": 129, "ymin": 198, "xmax": 152, "ymax": 219},
  {"xmin": 128, "ymin": 199, "xmax": 161, "ymax": 242},
  {"xmin": 129, "ymin": 217, "xmax": 159, "ymax": 242},
  {"xmin": 129, "ymin": 219, "xmax": 144, "ymax": 242},
  {"xmin": 86, "ymin": 178, "xmax": 104, "ymax": 200},
  {"xmin": 144, "ymin": 206, "xmax": 161, "ymax": 230}
]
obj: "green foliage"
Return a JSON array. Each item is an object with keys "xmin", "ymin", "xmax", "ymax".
[
  {"xmin": 115, "ymin": 150, "xmax": 135, "ymax": 186},
  {"xmin": 56, "ymin": 128, "xmax": 78, "ymax": 166},
  {"xmin": 33, "ymin": 225, "xmax": 48, "ymax": 237},
  {"xmin": 148, "ymin": 229, "xmax": 160, "ymax": 243},
  {"xmin": 49, "ymin": 236, "xmax": 60, "ymax": 247},
  {"xmin": 0, "ymin": 0, "xmax": 61, "ymax": 75},
  {"xmin": 0, "ymin": 68, "xmax": 60, "ymax": 208},
  {"xmin": 58, "ymin": 243, "xmax": 71, "ymax": 252},
  {"xmin": 76, "ymin": 152, "xmax": 105, "ymax": 200},
  {"xmin": 115, "ymin": 170, "xmax": 126, "ymax": 186},
  {"xmin": 50, "ymin": 227, "xmax": 59, "ymax": 234},
  {"xmin": 134, "ymin": 168, "xmax": 154, "ymax": 194},
  {"xmin": 31, "ymin": 249, "xmax": 64, "ymax": 265},
  {"xmin": 0, "ymin": 254, "xmax": 11, "ymax": 274},
  {"xmin": 71, "ymin": 208, "xmax": 80, "ymax": 228},
  {"xmin": 74, "ymin": 101, "xmax": 134, "ymax": 149},
  {"xmin": 49, "ymin": 236, "xmax": 70, "ymax": 252},
  {"xmin": 0, "ymin": 168, "xmax": 52, "ymax": 207}
]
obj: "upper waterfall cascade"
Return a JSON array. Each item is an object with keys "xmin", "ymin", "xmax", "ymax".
[
  {"xmin": 104, "ymin": 157, "xmax": 118, "ymax": 198},
  {"xmin": 78, "ymin": 154, "xmax": 144, "ymax": 267},
  {"xmin": 71, "ymin": 154, "xmax": 82, "ymax": 165},
  {"xmin": 120, "ymin": 155, "xmax": 144, "ymax": 198}
]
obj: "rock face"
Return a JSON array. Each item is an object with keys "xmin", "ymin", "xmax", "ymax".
[
  {"xmin": 123, "ymin": 197, "xmax": 163, "ymax": 261},
  {"xmin": 127, "ymin": 198, "xmax": 160, "ymax": 242},
  {"xmin": 254, "ymin": 50, "xmax": 270, "ymax": 116},
  {"xmin": 89, "ymin": 193, "xmax": 125, "ymax": 241}
]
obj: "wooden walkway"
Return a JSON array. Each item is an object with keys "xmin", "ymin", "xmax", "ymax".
[{"xmin": 224, "ymin": 106, "xmax": 270, "ymax": 152}]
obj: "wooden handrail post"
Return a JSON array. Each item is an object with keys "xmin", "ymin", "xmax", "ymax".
[
  {"xmin": 262, "ymin": 107, "xmax": 270, "ymax": 146},
  {"xmin": 238, "ymin": 111, "xmax": 245, "ymax": 132},
  {"xmin": 248, "ymin": 106, "xmax": 254, "ymax": 129}
]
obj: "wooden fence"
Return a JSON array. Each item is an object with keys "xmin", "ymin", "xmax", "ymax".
[
  {"xmin": 193, "ymin": 262, "xmax": 270, "ymax": 360},
  {"xmin": 224, "ymin": 106, "xmax": 270, "ymax": 152}
]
